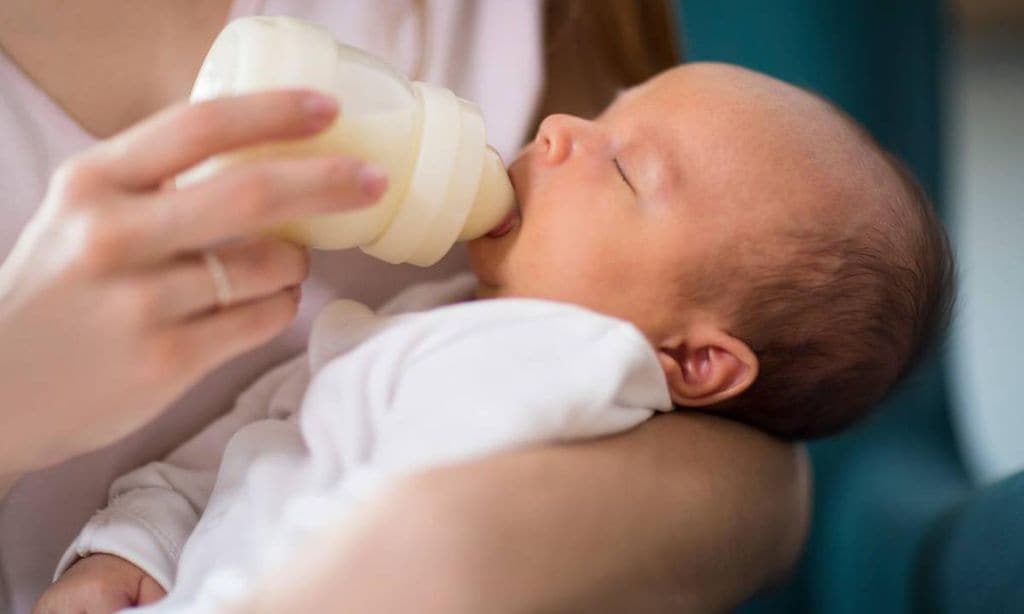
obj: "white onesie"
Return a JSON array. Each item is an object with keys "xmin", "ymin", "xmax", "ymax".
[{"xmin": 54, "ymin": 274, "xmax": 673, "ymax": 612}]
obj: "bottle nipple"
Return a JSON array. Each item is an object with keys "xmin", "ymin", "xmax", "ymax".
[
  {"xmin": 364, "ymin": 84, "xmax": 517, "ymax": 266},
  {"xmin": 459, "ymin": 147, "xmax": 516, "ymax": 241}
]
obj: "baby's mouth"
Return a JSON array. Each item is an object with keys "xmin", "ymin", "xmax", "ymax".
[
  {"xmin": 486, "ymin": 205, "xmax": 520, "ymax": 238},
  {"xmin": 485, "ymin": 167, "xmax": 522, "ymax": 238}
]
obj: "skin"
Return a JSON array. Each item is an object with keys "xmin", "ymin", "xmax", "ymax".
[
  {"xmin": 471, "ymin": 62, "xmax": 884, "ymax": 412},
  {"xmin": 6, "ymin": 4, "xmax": 810, "ymax": 612},
  {"xmin": 33, "ymin": 555, "xmax": 165, "ymax": 613}
]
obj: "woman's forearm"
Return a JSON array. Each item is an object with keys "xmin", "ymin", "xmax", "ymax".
[
  {"xmin": 233, "ymin": 413, "xmax": 810, "ymax": 613},
  {"xmin": 0, "ymin": 439, "xmax": 31, "ymax": 498},
  {"xmin": 1, "ymin": 471, "xmax": 18, "ymax": 499}
]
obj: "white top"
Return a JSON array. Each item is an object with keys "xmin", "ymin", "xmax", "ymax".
[
  {"xmin": 55, "ymin": 274, "xmax": 672, "ymax": 613},
  {"xmin": 0, "ymin": 1, "xmax": 543, "ymax": 610}
]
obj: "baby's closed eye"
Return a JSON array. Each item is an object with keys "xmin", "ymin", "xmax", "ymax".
[{"xmin": 613, "ymin": 157, "xmax": 636, "ymax": 193}]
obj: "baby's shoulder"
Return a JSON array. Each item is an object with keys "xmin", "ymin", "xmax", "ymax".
[
  {"xmin": 408, "ymin": 297, "xmax": 650, "ymax": 356},
  {"xmin": 309, "ymin": 292, "xmax": 653, "ymax": 377}
]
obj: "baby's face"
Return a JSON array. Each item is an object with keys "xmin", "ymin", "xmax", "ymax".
[{"xmin": 469, "ymin": 63, "xmax": 874, "ymax": 340}]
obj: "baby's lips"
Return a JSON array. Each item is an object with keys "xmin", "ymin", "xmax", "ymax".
[
  {"xmin": 485, "ymin": 166, "xmax": 522, "ymax": 238},
  {"xmin": 485, "ymin": 205, "xmax": 520, "ymax": 238}
]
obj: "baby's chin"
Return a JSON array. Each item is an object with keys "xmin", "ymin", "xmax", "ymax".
[
  {"xmin": 472, "ymin": 281, "xmax": 501, "ymax": 300},
  {"xmin": 466, "ymin": 197, "xmax": 526, "ymax": 298},
  {"xmin": 467, "ymin": 237, "xmax": 505, "ymax": 294}
]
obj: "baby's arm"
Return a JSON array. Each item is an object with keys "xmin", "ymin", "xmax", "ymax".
[
  {"xmin": 34, "ymin": 554, "xmax": 166, "ymax": 613},
  {"xmin": 47, "ymin": 355, "xmax": 308, "ymax": 594}
]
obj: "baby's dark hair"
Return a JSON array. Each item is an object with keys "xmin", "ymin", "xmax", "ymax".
[{"xmin": 705, "ymin": 106, "xmax": 955, "ymax": 440}]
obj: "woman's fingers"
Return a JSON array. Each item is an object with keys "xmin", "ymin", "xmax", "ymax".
[
  {"xmin": 166, "ymin": 288, "xmax": 302, "ymax": 382},
  {"xmin": 134, "ymin": 154, "xmax": 386, "ymax": 261},
  {"xmin": 88, "ymin": 90, "xmax": 339, "ymax": 191},
  {"xmin": 135, "ymin": 239, "xmax": 310, "ymax": 322}
]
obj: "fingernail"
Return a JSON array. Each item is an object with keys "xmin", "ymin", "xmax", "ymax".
[
  {"xmin": 357, "ymin": 164, "xmax": 389, "ymax": 200},
  {"xmin": 303, "ymin": 93, "xmax": 338, "ymax": 125}
]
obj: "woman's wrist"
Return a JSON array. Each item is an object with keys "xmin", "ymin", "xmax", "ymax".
[
  {"xmin": 0, "ymin": 435, "xmax": 37, "ymax": 497},
  {"xmin": 1, "ymin": 467, "xmax": 24, "ymax": 498},
  {"xmin": 0, "ymin": 400, "xmax": 71, "ymax": 485}
]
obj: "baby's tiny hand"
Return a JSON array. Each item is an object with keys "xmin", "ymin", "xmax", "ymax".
[{"xmin": 34, "ymin": 554, "xmax": 166, "ymax": 614}]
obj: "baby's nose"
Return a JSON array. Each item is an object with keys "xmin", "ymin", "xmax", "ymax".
[{"xmin": 536, "ymin": 114, "xmax": 585, "ymax": 165}]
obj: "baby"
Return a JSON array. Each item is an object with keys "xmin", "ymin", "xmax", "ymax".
[{"xmin": 39, "ymin": 63, "xmax": 952, "ymax": 612}]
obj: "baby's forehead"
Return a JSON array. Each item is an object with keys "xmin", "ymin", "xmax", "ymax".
[
  {"xmin": 612, "ymin": 64, "xmax": 890, "ymax": 200},
  {"xmin": 633, "ymin": 66, "xmax": 894, "ymax": 229},
  {"xmin": 633, "ymin": 64, "xmax": 842, "ymax": 134}
]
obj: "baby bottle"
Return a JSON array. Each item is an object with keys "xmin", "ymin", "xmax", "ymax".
[{"xmin": 177, "ymin": 16, "xmax": 515, "ymax": 267}]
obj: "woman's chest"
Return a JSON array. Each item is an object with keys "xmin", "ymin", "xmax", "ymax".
[{"xmin": 0, "ymin": 0, "xmax": 234, "ymax": 139}]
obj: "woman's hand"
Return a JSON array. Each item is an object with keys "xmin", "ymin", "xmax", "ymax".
[
  {"xmin": 0, "ymin": 89, "xmax": 385, "ymax": 485},
  {"xmin": 229, "ymin": 413, "xmax": 811, "ymax": 614}
]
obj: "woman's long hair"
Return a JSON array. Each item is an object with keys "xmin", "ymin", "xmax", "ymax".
[
  {"xmin": 408, "ymin": 0, "xmax": 682, "ymax": 125},
  {"xmin": 534, "ymin": 0, "xmax": 683, "ymax": 123}
]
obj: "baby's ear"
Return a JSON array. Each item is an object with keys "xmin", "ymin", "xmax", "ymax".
[{"xmin": 657, "ymin": 327, "xmax": 758, "ymax": 407}]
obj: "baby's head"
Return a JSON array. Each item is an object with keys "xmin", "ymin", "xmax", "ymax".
[{"xmin": 468, "ymin": 63, "xmax": 953, "ymax": 439}]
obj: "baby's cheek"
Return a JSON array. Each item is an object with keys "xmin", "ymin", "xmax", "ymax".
[{"xmin": 537, "ymin": 243, "xmax": 610, "ymax": 300}]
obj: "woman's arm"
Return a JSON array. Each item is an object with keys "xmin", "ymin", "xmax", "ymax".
[
  {"xmin": 232, "ymin": 412, "xmax": 810, "ymax": 613},
  {"xmin": 0, "ymin": 472, "xmax": 17, "ymax": 500}
]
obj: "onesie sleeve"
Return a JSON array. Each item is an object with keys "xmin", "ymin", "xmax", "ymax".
[
  {"xmin": 53, "ymin": 354, "xmax": 309, "ymax": 591},
  {"xmin": 345, "ymin": 301, "xmax": 673, "ymax": 491}
]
